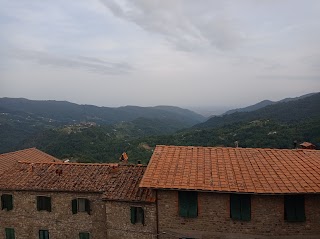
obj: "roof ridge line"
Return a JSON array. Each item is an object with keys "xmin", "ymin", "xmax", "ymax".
[{"xmin": 0, "ymin": 147, "xmax": 37, "ymax": 157}]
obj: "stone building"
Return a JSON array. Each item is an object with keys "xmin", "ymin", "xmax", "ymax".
[
  {"xmin": 0, "ymin": 148, "xmax": 156, "ymax": 239},
  {"xmin": 1, "ymin": 146, "xmax": 320, "ymax": 239},
  {"xmin": 140, "ymin": 145, "xmax": 320, "ymax": 239}
]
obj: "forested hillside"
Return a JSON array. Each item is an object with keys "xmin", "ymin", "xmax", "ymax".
[
  {"xmin": 1, "ymin": 93, "xmax": 319, "ymax": 164},
  {"xmin": 196, "ymin": 93, "xmax": 320, "ymax": 129},
  {"xmin": 0, "ymin": 98, "xmax": 205, "ymax": 152}
]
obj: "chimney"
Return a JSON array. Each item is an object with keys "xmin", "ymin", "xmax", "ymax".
[
  {"xmin": 119, "ymin": 152, "xmax": 128, "ymax": 165},
  {"xmin": 234, "ymin": 141, "xmax": 239, "ymax": 148},
  {"xmin": 293, "ymin": 140, "xmax": 297, "ymax": 149}
]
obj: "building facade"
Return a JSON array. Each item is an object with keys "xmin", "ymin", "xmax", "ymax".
[
  {"xmin": 0, "ymin": 148, "xmax": 156, "ymax": 239},
  {"xmin": 1, "ymin": 146, "xmax": 320, "ymax": 239},
  {"xmin": 140, "ymin": 145, "xmax": 320, "ymax": 239}
]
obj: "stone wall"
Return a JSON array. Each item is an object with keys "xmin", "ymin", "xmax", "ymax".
[
  {"xmin": 0, "ymin": 190, "xmax": 106, "ymax": 239},
  {"xmin": 105, "ymin": 201, "xmax": 157, "ymax": 239},
  {"xmin": 157, "ymin": 190, "xmax": 320, "ymax": 239}
]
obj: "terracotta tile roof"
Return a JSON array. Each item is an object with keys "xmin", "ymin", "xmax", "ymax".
[
  {"xmin": 0, "ymin": 161, "xmax": 155, "ymax": 203},
  {"xmin": 140, "ymin": 145, "xmax": 320, "ymax": 194},
  {"xmin": 102, "ymin": 165, "xmax": 156, "ymax": 203},
  {"xmin": 0, "ymin": 148, "xmax": 60, "ymax": 174}
]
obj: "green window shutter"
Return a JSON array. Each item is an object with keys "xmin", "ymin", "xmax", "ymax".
[
  {"xmin": 284, "ymin": 196, "xmax": 296, "ymax": 222},
  {"xmin": 230, "ymin": 194, "xmax": 241, "ymax": 220},
  {"xmin": 1, "ymin": 194, "xmax": 5, "ymax": 210},
  {"xmin": 39, "ymin": 230, "xmax": 49, "ymax": 239},
  {"xmin": 46, "ymin": 197, "xmax": 51, "ymax": 212},
  {"xmin": 294, "ymin": 196, "xmax": 306, "ymax": 222},
  {"xmin": 37, "ymin": 196, "xmax": 41, "ymax": 211},
  {"xmin": 85, "ymin": 199, "xmax": 90, "ymax": 215},
  {"xmin": 79, "ymin": 232, "xmax": 89, "ymax": 239},
  {"xmin": 5, "ymin": 228, "xmax": 15, "ymax": 239},
  {"xmin": 130, "ymin": 207, "xmax": 137, "ymax": 224},
  {"xmin": 2, "ymin": 194, "xmax": 13, "ymax": 210},
  {"xmin": 240, "ymin": 195, "xmax": 251, "ymax": 221},
  {"xmin": 188, "ymin": 192, "xmax": 198, "ymax": 218},
  {"xmin": 7, "ymin": 195, "xmax": 13, "ymax": 211},
  {"xmin": 72, "ymin": 199, "xmax": 78, "ymax": 214},
  {"xmin": 141, "ymin": 208, "xmax": 145, "ymax": 225},
  {"xmin": 179, "ymin": 191, "xmax": 189, "ymax": 217}
]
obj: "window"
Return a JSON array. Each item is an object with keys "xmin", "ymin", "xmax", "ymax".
[
  {"xmin": 37, "ymin": 196, "xmax": 51, "ymax": 212},
  {"xmin": 178, "ymin": 191, "xmax": 198, "ymax": 218},
  {"xmin": 1, "ymin": 194, "xmax": 13, "ymax": 211},
  {"xmin": 130, "ymin": 206, "xmax": 144, "ymax": 224},
  {"xmin": 5, "ymin": 228, "xmax": 15, "ymax": 239},
  {"xmin": 72, "ymin": 198, "xmax": 90, "ymax": 214},
  {"xmin": 230, "ymin": 194, "xmax": 251, "ymax": 221},
  {"xmin": 39, "ymin": 230, "xmax": 49, "ymax": 239},
  {"xmin": 284, "ymin": 195, "xmax": 305, "ymax": 222},
  {"xmin": 79, "ymin": 232, "xmax": 90, "ymax": 239}
]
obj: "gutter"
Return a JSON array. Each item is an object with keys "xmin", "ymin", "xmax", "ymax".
[{"xmin": 156, "ymin": 190, "xmax": 159, "ymax": 239}]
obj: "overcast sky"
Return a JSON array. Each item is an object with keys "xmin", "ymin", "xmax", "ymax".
[{"xmin": 0, "ymin": 0, "xmax": 319, "ymax": 110}]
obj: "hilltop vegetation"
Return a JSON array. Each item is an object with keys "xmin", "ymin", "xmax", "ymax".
[
  {"xmin": 0, "ymin": 93, "xmax": 319, "ymax": 164},
  {"xmin": 196, "ymin": 93, "xmax": 320, "ymax": 129},
  {"xmin": 0, "ymin": 98, "xmax": 205, "ymax": 153}
]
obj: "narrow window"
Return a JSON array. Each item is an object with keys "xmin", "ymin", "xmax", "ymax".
[
  {"xmin": 1, "ymin": 194, "xmax": 13, "ymax": 211},
  {"xmin": 39, "ymin": 230, "xmax": 49, "ymax": 239},
  {"xmin": 178, "ymin": 191, "xmax": 198, "ymax": 218},
  {"xmin": 72, "ymin": 198, "xmax": 90, "ymax": 214},
  {"xmin": 5, "ymin": 228, "xmax": 15, "ymax": 239},
  {"xmin": 37, "ymin": 196, "xmax": 51, "ymax": 212},
  {"xmin": 130, "ymin": 206, "xmax": 145, "ymax": 224},
  {"xmin": 79, "ymin": 232, "xmax": 90, "ymax": 239},
  {"xmin": 230, "ymin": 194, "xmax": 251, "ymax": 221},
  {"xmin": 284, "ymin": 195, "xmax": 305, "ymax": 222}
]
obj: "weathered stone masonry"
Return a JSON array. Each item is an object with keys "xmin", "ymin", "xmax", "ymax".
[
  {"xmin": 0, "ymin": 191, "xmax": 106, "ymax": 239},
  {"xmin": 156, "ymin": 190, "xmax": 320, "ymax": 239}
]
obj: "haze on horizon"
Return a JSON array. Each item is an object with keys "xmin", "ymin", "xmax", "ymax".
[{"xmin": 1, "ymin": 0, "xmax": 319, "ymax": 110}]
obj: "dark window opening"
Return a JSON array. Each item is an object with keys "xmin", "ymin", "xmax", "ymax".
[
  {"xmin": 230, "ymin": 194, "xmax": 251, "ymax": 221},
  {"xmin": 39, "ymin": 230, "xmax": 49, "ymax": 239},
  {"xmin": 284, "ymin": 195, "xmax": 305, "ymax": 222},
  {"xmin": 79, "ymin": 232, "xmax": 90, "ymax": 239},
  {"xmin": 37, "ymin": 196, "xmax": 51, "ymax": 212},
  {"xmin": 130, "ymin": 206, "xmax": 144, "ymax": 224},
  {"xmin": 5, "ymin": 228, "xmax": 15, "ymax": 239},
  {"xmin": 1, "ymin": 194, "xmax": 13, "ymax": 211},
  {"xmin": 72, "ymin": 198, "xmax": 90, "ymax": 214},
  {"xmin": 179, "ymin": 191, "xmax": 198, "ymax": 218}
]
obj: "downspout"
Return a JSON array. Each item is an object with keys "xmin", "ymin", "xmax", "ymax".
[{"xmin": 156, "ymin": 190, "xmax": 159, "ymax": 239}]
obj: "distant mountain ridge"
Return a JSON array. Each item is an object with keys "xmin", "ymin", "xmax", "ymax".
[
  {"xmin": 223, "ymin": 93, "xmax": 316, "ymax": 115},
  {"xmin": 1, "ymin": 93, "xmax": 318, "ymax": 163},
  {"xmin": 0, "ymin": 98, "xmax": 205, "ymax": 125},
  {"xmin": 195, "ymin": 92, "xmax": 320, "ymax": 129},
  {"xmin": 0, "ymin": 98, "xmax": 205, "ymax": 153}
]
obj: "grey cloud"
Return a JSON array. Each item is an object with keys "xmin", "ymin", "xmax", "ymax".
[
  {"xmin": 257, "ymin": 74, "xmax": 320, "ymax": 82},
  {"xmin": 300, "ymin": 54, "xmax": 320, "ymax": 71},
  {"xmin": 5, "ymin": 48, "xmax": 132, "ymax": 75},
  {"xmin": 99, "ymin": 0, "xmax": 244, "ymax": 51}
]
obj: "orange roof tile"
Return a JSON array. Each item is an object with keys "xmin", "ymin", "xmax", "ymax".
[
  {"xmin": 140, "ymin": 145, "xmax": 320, "ymax": 194},
  {"xmin": 0, "ymin": 148, "xmax": 60, "ymax": 174},
  {"xmin": 102, "ymin": 165, "xmax": 156, "ymax": 202},
  {"xmin": 0, "ymin": 161, "xmax": 155, "ymax": 203}
]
